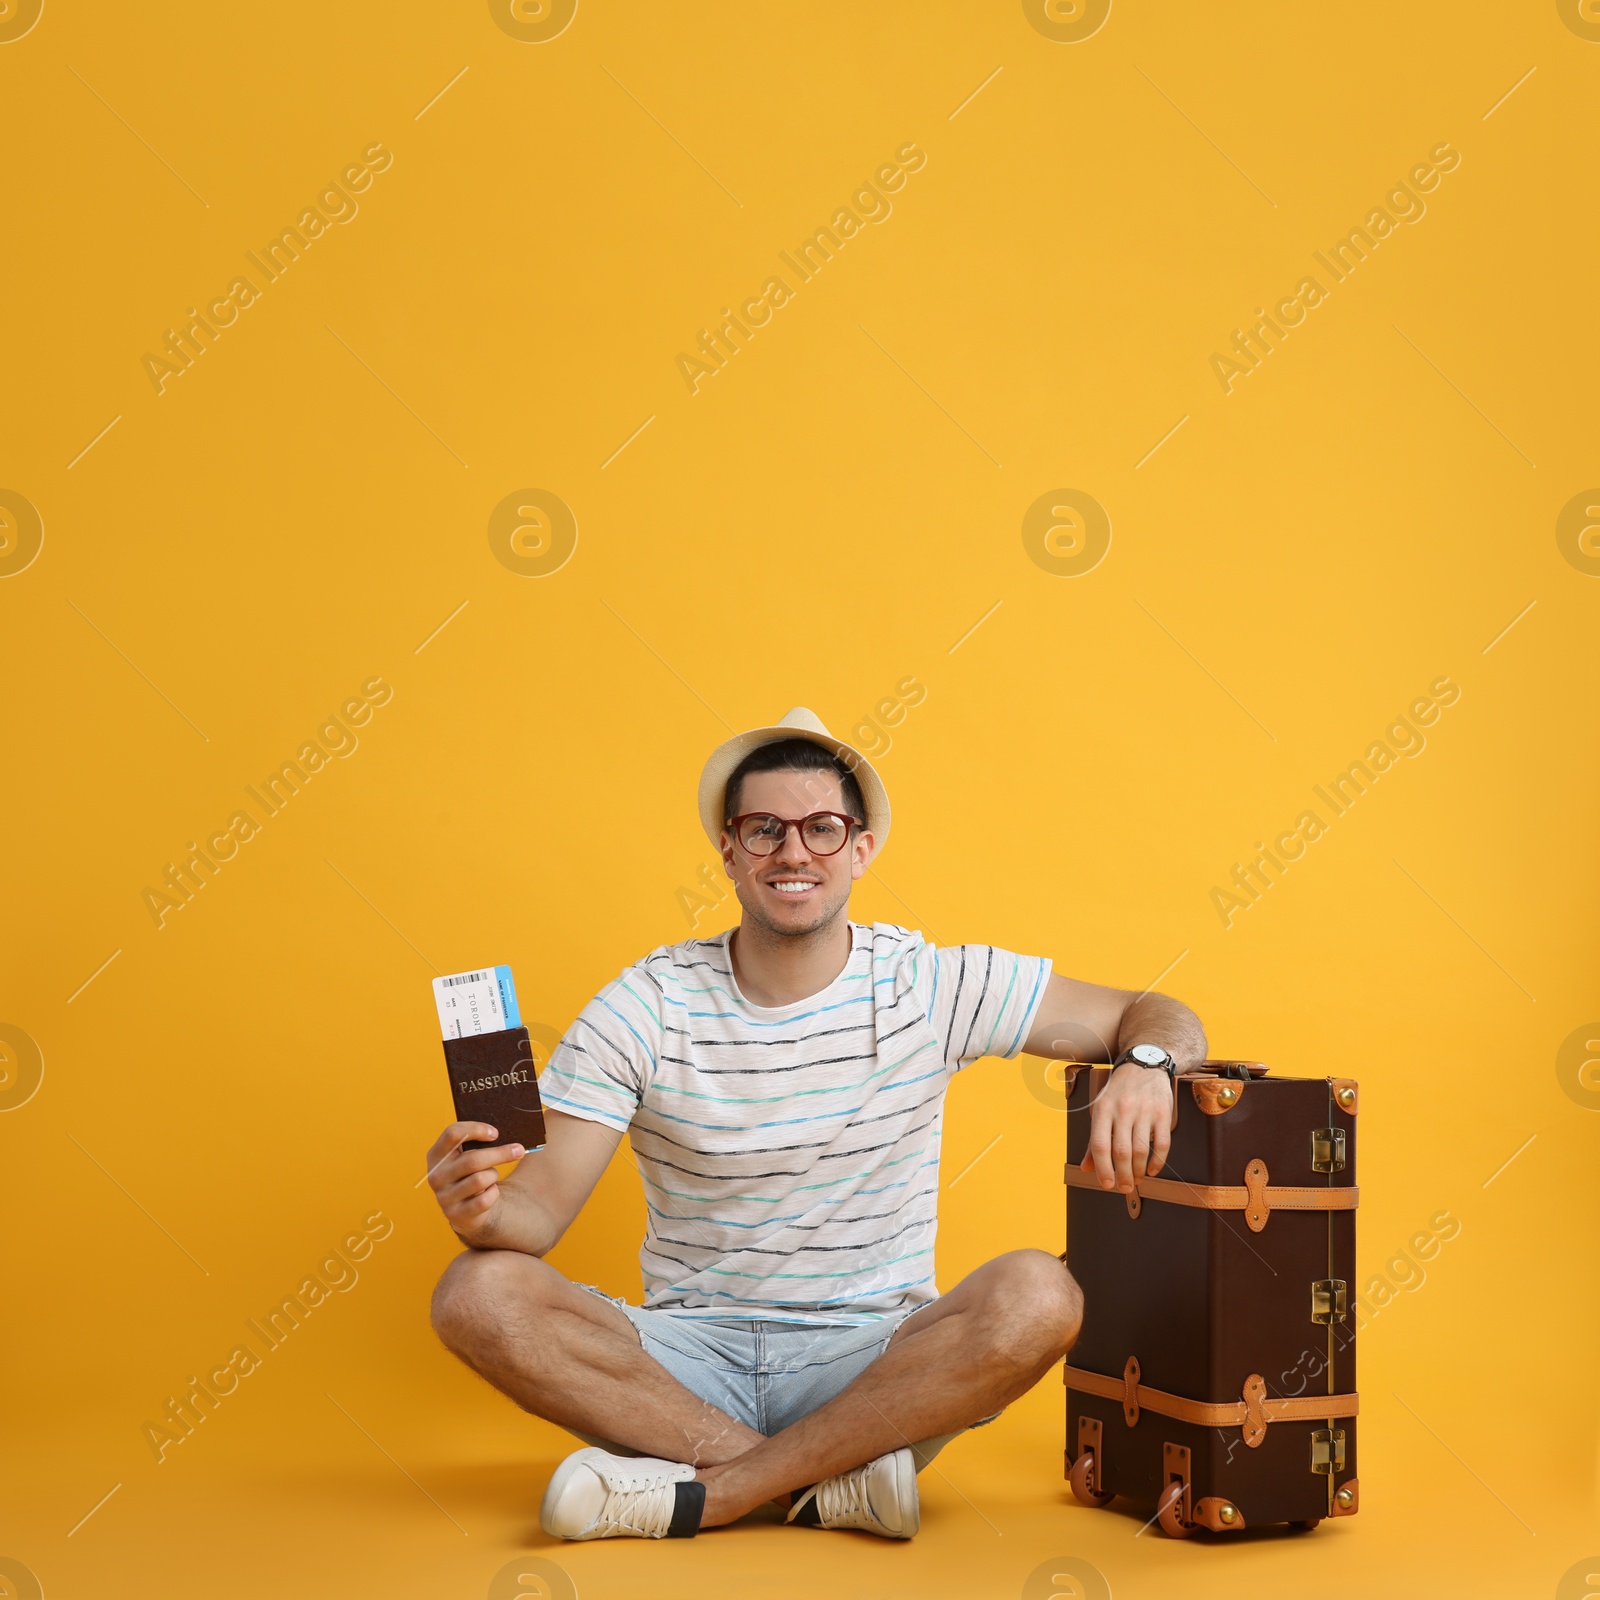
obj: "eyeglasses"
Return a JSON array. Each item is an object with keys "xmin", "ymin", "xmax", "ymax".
[{"xmin": 726, "ymin": 811, "xmax": 861, "ymax": 858}]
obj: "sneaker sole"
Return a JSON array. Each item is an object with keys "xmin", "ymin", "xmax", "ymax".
[{"xmin": 886, "ymin": 1447, "xmax": 919, "ymax": 1539}]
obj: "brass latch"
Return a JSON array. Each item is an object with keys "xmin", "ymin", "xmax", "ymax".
[
  {"xmin": 1310, "ymin": 1428, "xmax": 1346, "ymax": 1474},
  {"xmin": 1310, "ymin": 1279, "xmax": 1348, "ymax": 1324},
  {"xmin": 1311, "ymin": 1127, "xmax": 1347, "ymax": 1172}
]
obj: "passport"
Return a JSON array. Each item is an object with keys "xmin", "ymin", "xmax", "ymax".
[{"xmin": 433, "ymin": 966, "xmax": 547, "ymax": 1153}]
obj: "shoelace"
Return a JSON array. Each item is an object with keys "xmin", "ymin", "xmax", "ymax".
[
  {"xmin": 786, "ymin": 1466, "xmax": 874, "ymax": 1528},
  {"xmin": 593, "ymin": 1476, "xmax": 678, "ymax": 1538}
]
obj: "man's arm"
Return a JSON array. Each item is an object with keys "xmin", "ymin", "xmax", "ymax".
[
  {"xmin": 424, "ymin": 1108, "xmax": 624, "ymax": 1255},
  {"xmin": 1022, "ymin": 972, "xmax": 1207, "ymax": 1194}
]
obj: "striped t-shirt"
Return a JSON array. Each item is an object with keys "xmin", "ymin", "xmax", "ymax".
[{"xmin": 538, "ymin": 921, "xmax": 1051, "ymax": 1324}]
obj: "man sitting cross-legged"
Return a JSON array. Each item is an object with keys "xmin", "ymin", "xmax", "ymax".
[{"xmin": 426, "ymin": 707, "xmax": 1205, "ymax": 1541}]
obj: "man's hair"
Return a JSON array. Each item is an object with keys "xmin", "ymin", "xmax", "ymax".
[{"xmin": 724, "ymin": 737, "xmax": 866, "ymax": 826}]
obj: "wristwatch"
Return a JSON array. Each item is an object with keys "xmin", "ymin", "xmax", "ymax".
[{"xmin": 1115, "ymin": 1043, "xmax": 1177, "ymax": 1086}]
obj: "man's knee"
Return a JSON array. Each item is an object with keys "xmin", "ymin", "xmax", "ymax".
[
  {"xmin": 985, "ymin": 1249, "xmax": 1083, "ymax": 1364},
  {"xmin": 430, "ymin": 1248, "xmax": 550, "ymax": 1353}
]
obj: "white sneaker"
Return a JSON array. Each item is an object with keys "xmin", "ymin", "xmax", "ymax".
[
  {"xmin": 785, "ymin": 1447, "xmax": 919, "ymax": 1539},
  {"xmin": 539, "ymin": 1447, "xmax": 705, "ymax": 1540}
]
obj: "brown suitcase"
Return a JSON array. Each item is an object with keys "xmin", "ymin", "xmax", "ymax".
[{"xmin": 1061, "ymin": 1060, "xmax": 1359, "ymax": 1535}]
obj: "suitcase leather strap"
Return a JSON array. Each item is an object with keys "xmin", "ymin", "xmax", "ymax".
[
  {"xmin": 1065, "ymin": 1364, "xmax": 1359, "ymax": 1442},
  {"xmin": 1065, "ymin": 1161, "xmax": 1357, "ymax": 1230}
]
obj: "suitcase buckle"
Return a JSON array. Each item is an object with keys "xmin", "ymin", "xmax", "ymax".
[
  {"xmin": 1311, "ymin": 1428, "xmax": 1347, "ymax": 1475},
  {"xmin": 1310, "ymin": 1279, "xmax": 1348, "ymax": 1325},
  {"xmin": 1311, "ymin": 1128, "xmax": 1347, "ymax": 1172}
]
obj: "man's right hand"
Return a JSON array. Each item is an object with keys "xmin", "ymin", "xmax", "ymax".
[{"xmin": 424, "ymin": 1121, "xmax": 526, "ymax": 1247}]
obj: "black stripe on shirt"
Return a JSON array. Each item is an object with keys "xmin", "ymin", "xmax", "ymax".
[
  {"xmin": 650, "ymin": 1216, "xmax": 933, "ymax": 1259},
  {"xmin": 957, "ymin": 945, "xmax": 996, "ymax": 1062}
]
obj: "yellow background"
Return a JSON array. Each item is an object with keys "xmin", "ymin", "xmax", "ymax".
[{"xmin": 3, "ymin": 1, "xmax": 1597, "ymax": 1595}]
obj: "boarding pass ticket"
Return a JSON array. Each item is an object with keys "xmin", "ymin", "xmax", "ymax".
[{"xmin": 432, "ymin": 965, "xmax": 522, "ymax": 1039}]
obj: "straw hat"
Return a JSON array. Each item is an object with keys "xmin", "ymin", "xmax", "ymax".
[{"xmin": 696, "ymin": 707, "xmax": 891, "ymax": 851}]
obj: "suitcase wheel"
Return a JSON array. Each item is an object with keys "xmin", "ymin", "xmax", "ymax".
[
  {"xmin": 1068, "ymin": 1449, "xmax": 1114, "ymax": 1508},
  {"xmin": 1156, "ymin": 1480, "xmax": 1195, "ymax": 1538}
]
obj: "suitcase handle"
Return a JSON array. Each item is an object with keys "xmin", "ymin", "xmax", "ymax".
[
  {"xmin": 1055, "ymin": 1058, "xmax": 1269, "ymax": 1077},
  {"xmin": 1179, "ymin": 1059, "xmax": 1269, "ymax": 1081}
]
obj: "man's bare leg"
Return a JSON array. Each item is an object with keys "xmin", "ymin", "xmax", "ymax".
[
  {"xmin": 430, "ymin": 1248, "xmax": 764, "ymax": 1470},
  {"xmin": 695, "ymin": 1249, "xmax": 1082, "ymax": 1528}
]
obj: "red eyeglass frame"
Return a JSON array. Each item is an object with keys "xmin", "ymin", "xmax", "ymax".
[{"xmin": 724, "ymin": 811, "xmax": 863, "ymax": 857}]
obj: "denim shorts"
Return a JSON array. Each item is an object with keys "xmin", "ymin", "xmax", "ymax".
[{"xmin": 572, "ymin": 1285, "xmax": 996, "ymax": 1471}]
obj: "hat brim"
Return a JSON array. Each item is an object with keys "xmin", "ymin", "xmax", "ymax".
[{"xmin": 697, "ymin": 719, "xmax": 891, "ymax": 855}]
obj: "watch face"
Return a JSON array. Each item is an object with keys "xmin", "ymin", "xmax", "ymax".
[{"xmin": 1131, "ymin": 1044, "xmax": 1166, "ymax": 1066}]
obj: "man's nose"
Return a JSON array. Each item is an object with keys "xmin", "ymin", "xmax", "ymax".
[{"xmin": 773, "ymin": 822, "xmax": 817, "ymax": 865}]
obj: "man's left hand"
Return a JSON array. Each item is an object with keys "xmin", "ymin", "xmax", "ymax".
[{"xmin": 1081, "ymin": 1061, "xmax": 1173, "ymax": 1192}]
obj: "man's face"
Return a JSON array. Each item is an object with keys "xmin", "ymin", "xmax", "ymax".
[{"xmin": 720, "ymin": 767, "xmax": 875, "ymax": 939}]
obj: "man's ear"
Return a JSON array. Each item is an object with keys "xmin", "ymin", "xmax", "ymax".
[{"xmin": 850, "ymin": 827, "xmax": 877, "ymax": 877}]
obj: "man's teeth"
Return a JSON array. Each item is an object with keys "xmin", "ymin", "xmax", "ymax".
[{"xmin": 770, "ymin": 881, "xmax": 817, "ymax": 894}]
